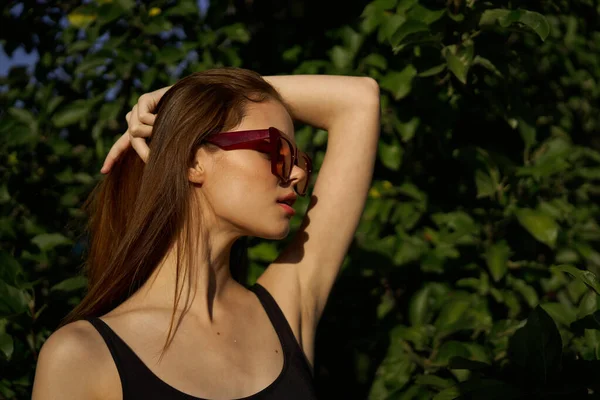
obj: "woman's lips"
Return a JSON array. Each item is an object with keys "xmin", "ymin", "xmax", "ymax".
[{"xmin": 277, "ymin": 202, "xmax": 296, "ymax": 216}]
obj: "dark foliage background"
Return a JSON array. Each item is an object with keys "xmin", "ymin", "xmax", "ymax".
[{"xmin": 1, "ymin": 0, "xmax": 599, "ymax": 398}]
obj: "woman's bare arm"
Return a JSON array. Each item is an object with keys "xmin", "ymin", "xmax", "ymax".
[
  {"xmin": 260, "ymin": 74, "xmax": 381, "ymax": 327},
  {"xmin": 32, "ymin": 321, "xmax": 109, "ymax": 400}
]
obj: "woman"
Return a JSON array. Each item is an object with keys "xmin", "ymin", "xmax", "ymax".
[{"xmin": 32, "ymin": 67, "xmax": 380, "ymax": 399}]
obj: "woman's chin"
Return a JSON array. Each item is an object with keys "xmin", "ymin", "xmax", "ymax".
[
  {"xmin": 274, "ymin": 225, "xmax": 291, "ymax": 240},
  {"xmin": 263, "ymin": 223, "xmax": 290, "ymax": 240}
]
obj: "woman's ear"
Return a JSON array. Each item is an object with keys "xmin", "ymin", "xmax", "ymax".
[
  {"xmin": 188, "ymin": 148, "xmax": 207, "ymax": 185},
  {"xmin": 188, "ymin": 161, "xmax": 205, "ymax": 185}
]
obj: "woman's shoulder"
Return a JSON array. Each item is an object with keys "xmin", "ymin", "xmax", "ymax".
[{"xmin": 32, "ymin": 319, "xmax": 121, "ymax": 400}]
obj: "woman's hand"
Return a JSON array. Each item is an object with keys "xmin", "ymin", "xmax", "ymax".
[{"xmin": 100, "ymin": 86, "xmax": 171, "ymax": 174}]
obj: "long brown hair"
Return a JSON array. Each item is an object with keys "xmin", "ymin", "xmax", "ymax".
[{"xmin": 61, "ymin": 67, "xmax": 288, "ymax": 356}]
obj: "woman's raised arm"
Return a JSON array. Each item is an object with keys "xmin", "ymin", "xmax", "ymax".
[{"xmin": 259, "ymin": 74, "xmax": 381, "ymax": 328}]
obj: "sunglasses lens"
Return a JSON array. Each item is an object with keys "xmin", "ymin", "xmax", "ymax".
[
  {"xmin": 277, "ymin": 137, "xmax": 293, "ymax": 179},
  {"xmin": 274, "ymin": 132, "xmax": 311, "ymax": 196},
  {"xmin": 296, "ymin": 154, "xmax": 311, "ymax": 196}
]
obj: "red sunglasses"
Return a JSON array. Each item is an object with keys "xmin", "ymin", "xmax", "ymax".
[{"xmin": 204, "ymin": 127, "xmax": 313, "ymax": 196}]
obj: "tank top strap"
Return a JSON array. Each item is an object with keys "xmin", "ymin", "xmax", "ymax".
[
  {"xmin": 249, "ymin": 283, "xmax": 302, "ymax": 356},
  {"xmin": 85, "ymin": 316, "xmax": 146, "ymax": 396}
]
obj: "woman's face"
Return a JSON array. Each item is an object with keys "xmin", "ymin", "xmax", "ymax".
[{"xmin": 191, "ymin": 99, "xmax": 307, "ymax": 240}]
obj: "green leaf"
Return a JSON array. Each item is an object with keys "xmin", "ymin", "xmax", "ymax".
[
  {"xmin": 282, "ymin": 46, "xmax": 301, "ymax": 63},
  {"xmin": 540, "ymin": 302, "xmax": 576, "ymax": 327},
  {"xmin": 507, "ymin": 305, "xmax": 562, "ymax": 384},
  {"xmin": 31, "ymin": 233, "xmax": 73, "ymax": 252},
  {"xmin": 98, "ymin": 102, "xmax": 121, "ymax": 124},
  {"xmin": 552, "ymin": 265, "xmax": 600, "ymax": 295},
  {"xmin": 415, "ymin": 374, "xmax": 453, "ymax": 389},
  {"xmin": 479, "ymin": 9, "xmax": 512, "ymax": 26},
  {"xmin": 330, "ymin": 46, "xmax": 354, "ymax": 70},
  {"xmin": 409, "ymin": 286, "xmax": 431, "ymax": 326},
  {"xmin": 52, "ymin": 100, "xmax": 92, "ymax": 128},
  {"xmin": 158, "ymin": 47, "xmax": 185, "ymax": 64},
  {"xmin": 312, "ymin": 129, "xmax": 328, "ymax": 147},
  {"xmin": 377, "ymin": 290, "xmax": 395, "ymax": 320},
  {"xmin": 380, "ymin": 65, "xmax": 417, "ymax": 100},
  {"xmin": 396, "ymin": 0, "xmax": 418, "ymax": 14},
  {"xmin": 0, "ymin": 280, "xmax": 30, "ymax": 317},
  {"xmin": 369, "ymin": 322, "xmax": 417, "ymax": 396},
  {"xmin": 144, "ymin": 18, "xmax": 172, "ymax": 35},
  {"xmin": 97, "ymin": 2, "xmax": 124, "ymax": 24},
  {"xmin": 0, "ymin": 333, "xmax": 14, "ymax": 360},
  {"xmin": 368, "ymin": 358, "xmax": 415, "ymax": 397},
  {"xmin": 434, "ymin": 380, "xmax": 522, "ymax": 400},
  {"xmin": 360, "ymin": 2, "xmax": 387, "ymax": 34},
  {"xmin": 390, "ymin": 324, "xmax": 429, "ymax": 351},
  {"xmin": 0, "ymin": 252, "xmax": 21, "ymax": 286},
  {"xmin": 431, "ymin": 211, "xmax": 479, "ymax": 241},
  {"xmin": 67, "ymin": 40, "xmax": 91, "ymax": 54},
  {"xmin": 517, "ymin": 118, "xmax": 536, "ymax": 150},
  {"xmin": 0, "ymin": 115, "xmax": 37, "ymax": 147},
  {"xmin": 378, "ymin": 141, "xmax": 403, "ymax": 171},
  {"xmin": 5, "ymin": 108, "xmax": 38, "ymax": 146},
  {"xmin": 570, "ymin": 311, "xmax": 600, "ymax": 334},
  {"xmin": 8, "ymin": 107, "xmax": 36, "ymax": 126},
  {"xmin": 379, "ymin": 14, "xmax": 406, "ymax": 43},
  {"xmin": 220, "ymin": 23, "xmax": 251, "ymax": 43},
  {"xmin": 475, "ymin": 169, "xmax": 496, "ymax": 199},
  {"xmin": 516, "ymin": 137, "xmax": 571, "ymax": 179},
  {"xmin": 103, "ymin": 33, "xmax": 129, "ymax": 50},
  {"xmin": 406, "ymin": 4, "xmax": 445, "ymax": 25},
  {"xmin": 248, "ymin": 242, "xmax": 278, "ymax": 261},
  {"xmin": 515, "ymin": 208, "xmax": 559, "ymax": 248},
  {"xmin": 394, "ymin": 233, "xmax": 427, "ymax": 264},
  {"xmin": 433, "ymin": 386, "xmax": 460, "ymax": 400},
  {"xmin": 485, "ymin": 240, "xmax": 511, "ymax": 282},
  {"xmin": 417, "ymin": 63, "xmax": 446, "ymax": 77},
  {"xmin": 362, "ymin": 53, "xmax": 388, "ymax": 70},
  {"xmin": 444, "ymin": 44, "xmax": 473, "ymax": 84},
  {"xmin": 50, "ymin": 276, "xmax": 88, "ymax": 292},
  {"xmin": 509, "ymin": 276, "xmax": 539, "ymax": 308},
  {"xmin": 74, "ymin": 57, "xmax": 106, "ymax": 75},
  {"xmin": 47, "ymin": 96, "xmax": 64, "ymax": 115},
  {"xmin": 141, "ymin": 68, "xmax": 158, "ymax": 90},
  {"xmin": 479, "ymin": 9, "xmax": 550, "ymax": 41},
  {"xmin": 0, "ymin": 185, "xmax": 8, "ymax": 204},
  {"xmin": 472, "ymin": 55, "xmax": 503, "ymax": 78},
  {"xmin": 448, "ymin": 356, "xmax": 492, "ymax": 371},
  {"xmin": 67, "ymin": 10, "xmax": 97, "ymax": 28},
  {"xmin": 577, "ymin": 291, "xmax": 599, "ymax": 320},
  {"xmin": 394, "ymin": 116, "xmax": 420, "ymax": 142},
  {"xmin": 433, "ymin": 341, "xmax": 470, "ymax": 366},
  {"xmin": 434, "ymin": 298, "xmax": 471, "ymax": 332},
  {"xmin": 164, "ymin": 0, "xmax": 197, "ymax": 16},
  {"xmin": 389, "ymin": 20, "xmax": 429, "ymax": 47}
]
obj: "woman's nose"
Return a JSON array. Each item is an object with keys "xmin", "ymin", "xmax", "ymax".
[{"xmin": 284, "ymin": 164, "xmax": 307, "ymax": 186}]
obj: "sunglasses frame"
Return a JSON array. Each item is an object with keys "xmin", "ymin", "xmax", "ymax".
[{"xmin": 204, "ymin": 127, "xmax": 313, "ymax": 196}]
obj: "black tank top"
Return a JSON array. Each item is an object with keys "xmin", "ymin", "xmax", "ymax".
[{"xmin": 86, "ymin": 283, "xmax": 317, "ymax": 399}]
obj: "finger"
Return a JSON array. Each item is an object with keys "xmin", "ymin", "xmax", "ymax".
[
  {"xmin": 138, "ymin": 93, "xmax": 158, "ymax": 126},
  {"xmin": 128, "ymin": 104, "xmax": 153, "ymax": 139},
  {"xmin": 127, "ymin": 104, "xmax": 138, "ymax": 129},
  {"xmin": 101, "ymin": 132, "xmax": 131, "ymax": 174},
  {"xmin": 129, "ymin": 123, "xmax": 153, "ymax": 138},
  {"xmin": 130, "ymin": 136, "xmax": 150, "ymax": 164},
  {"xmin": 139, "ymin": 112, "xmax": 156, "ymax": 126}
]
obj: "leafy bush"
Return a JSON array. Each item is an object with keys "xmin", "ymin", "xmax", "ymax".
[{"xmin": 1, "ymin": 0, "xmax": 598, "ymax": 398}]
